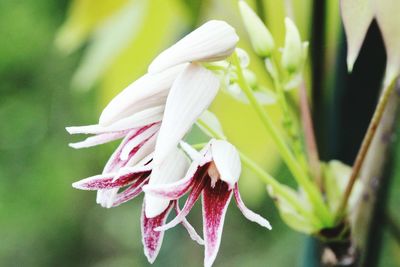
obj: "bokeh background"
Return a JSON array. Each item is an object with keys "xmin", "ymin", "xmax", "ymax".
[{"xmin": 0, "ymin": 0, "xmax": 399, "ymax": 266}]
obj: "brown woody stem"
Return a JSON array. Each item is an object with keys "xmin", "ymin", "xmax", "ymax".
[{"xmin": 335, "ymin": 77, "xmax": 396, "ymax": 223}]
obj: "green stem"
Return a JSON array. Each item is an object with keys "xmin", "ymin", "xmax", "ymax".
[
  {"xmin": 231, "ymin": 52, "xmax": 333, "ymax": 225},
  {"xmin": 269, "ymin": 58, "xmax": 309, "ymax": 173}
]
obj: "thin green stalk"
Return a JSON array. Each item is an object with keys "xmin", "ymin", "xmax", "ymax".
[
  {"xmin": 231, "ymin": 52, "xmax": 333, "ymax": 225},
  {"xmin": 269, "ymin": 57, "xmax": 309, "ymax": 173}
]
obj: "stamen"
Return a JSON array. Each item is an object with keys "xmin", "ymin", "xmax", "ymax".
[{"xmin": 207, "ymin": 161, "xmax": 220, "ymax": 188}]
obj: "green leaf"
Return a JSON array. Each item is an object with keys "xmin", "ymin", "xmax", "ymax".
[
  {"xmin": 323, "ymin": 160, "xmax": 362, "ymax": 213},
  {"xmin": 71, "ymin": 1, "xmax": 148, "ymax": 90},
  {"xmin": 55, "ymin": 0, "xmax": 129, "ymax": 53}
]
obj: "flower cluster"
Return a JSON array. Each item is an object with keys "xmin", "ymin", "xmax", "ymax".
[{"xmin": 67, "ymin": 20, "xmax": 271, "ymax": 267}]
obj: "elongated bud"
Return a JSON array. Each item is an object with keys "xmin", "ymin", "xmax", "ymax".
[
  {"xmin": 238, "ymin": 0, "xmax": 275, "ymax": 57},
  {"xmin": 281, "ymin": 18, "xmax": 303, "ymax": 73}
]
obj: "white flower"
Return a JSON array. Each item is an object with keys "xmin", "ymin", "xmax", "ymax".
[
  {"xmin": 144, "ymin": 139, "xmax": 271, "ymax": 267},
  {"xmin": 68, "ymin": 19, "xmax": 240, "ymax": 265}
]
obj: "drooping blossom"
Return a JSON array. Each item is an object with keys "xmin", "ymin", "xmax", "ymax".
[
  {"xmin": 68, "ymin": 19, "xmax": 240, "ymax": 264},
  {"xmin": 144, "ymin": 140, "xmax": 271, "ymax": 267}
]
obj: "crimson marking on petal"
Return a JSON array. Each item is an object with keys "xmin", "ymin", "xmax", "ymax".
[
  {"xmin": 120, "ymin": 124, "xmax": 160, "ymax": 161},
  {"xmin": 175, "ymin": 200, "xmax": 204, "ymax": 245},
  {"xmin": 141, "ymin": 200, "xmax": 173, "ymax": 263},
  {"xmin": 72, "ymin": 172, "xmax": 144, "ymax": 190},
  {"xmin": 202, "ymin": 180, "xmax": 233, "ymax": 267},
  {"xmin": 103, "ymin": 129, "xmax": 143, "ymax": 172},
  {"xmin": 155, "ymin": 165, "xmax": 210, "ymax": 232},
  {"xmin": 143, "ymin": 164, "xmax": 201, "ymax": 200},
  {"xmin": 112, "ymin": 176, "xmax": 150, "ymax": 207},
  {"xmin": 233, "ymin": 183, "xmax": 272, "ymax": 229},
  {"xmin": 104, "ymin": 124, "xmax": 157, "ymax": 173}
]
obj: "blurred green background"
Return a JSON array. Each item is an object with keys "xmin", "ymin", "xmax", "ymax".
[{"xmin": 0, "ymin": 0, "xmax": 398, "ymax": 266}]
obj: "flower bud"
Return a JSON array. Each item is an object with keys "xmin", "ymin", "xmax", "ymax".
[
  {"xmin": 238, "ymin": 0, "xmax": 275, "ymax": 57},
  {"xmin": 281, "ymin": 18, "xmax": 303, "ymax": 73}
]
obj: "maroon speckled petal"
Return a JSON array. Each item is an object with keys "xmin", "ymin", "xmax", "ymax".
[
  {"xmin": 143, "ymin": 164, "xmax": 203, "ymax": 200},
  {"xmin": 112, "ymin": 176, "xmax": 150, "ymax": 207},
  {"xmin": 104, "ymin": 124, "xmax": 157, "ymax": 172},
  {"xmin": 155, "ymin": 166, "xmax": 209, "ymax": 232},
  {"xmin": 72, "ymin": 171, "xmax": 147, "ymax": 190},
  {"xmin": 141, "ymin": 200, "xmax": 173, "ymax": 263},
  {"xmin": 202, "ymin": 180, "xmax": 233, "ymax": 267}
]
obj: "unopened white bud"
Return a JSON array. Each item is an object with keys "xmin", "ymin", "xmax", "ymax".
[
  {"xmin": 238, "ymin": 1, "xmax": 275, "ymax": 57},
  {"xmin": 281, "ymin": 17, "xmax": 303, "ymax": 73}
]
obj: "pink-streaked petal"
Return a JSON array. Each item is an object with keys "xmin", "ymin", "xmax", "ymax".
[
  {"xmin": 211, "ymin": 140, "xmax": 241, "ymax": 188},
  {"xmin": 112, "ymin": 176, "xmax": 150, "ymax": 207},
  {"xmin": 175, "ymin": 200, "xmax": 204, "ymax": 245},
  {"xmin": 202, "ymin": 180, "xmax": 233, "ymax": 267},
  {"xmin": 104, "ymin": 125, "xmax": 154, "ymax": 173},
  {"xmin": 233, "ymin": 183, "xmax": 272, "ymax": 229},
  {"xmin": 143, "ymin": 163, "xmax": 200, "ymax": 200},
  {"xmin": 120, "ymin": 124, "xmax": 159, "ymax": 161},
  {"xmin": 68, "ymin": 130, "xmax": 130, "ymax": 149},
  {"xmin": 112, "ymin": 164, "xmax": 153, "ymax": 182},
  {"xmin": 148, "ymin": 20, "xmax": 239, "ymax": 74},
  {"xmin": 141, "ymin": 200, "xmax": 173, "ymax": 264},
  {"xmin": 125, "ymin": 134, "xmax": 157, "ymax": 168},
  {"xmin": 72, "ymin": 171, "xmax": 145, "ymax": 190},
  {"xmin": 155, "ymin": 168, "xmax": 209, "ymax": 231},
  {"xmin": 151, "ymin": 63, "xmax": 220, "ymax": 172},
  {"xmin": 99, "ymin": 64, "xmax": 186, "ymax": 125},
  {"xmin": 95, "ymin": 126, "xmax": 154, "ymax": 208}
]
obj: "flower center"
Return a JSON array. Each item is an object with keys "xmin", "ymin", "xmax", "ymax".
[{"xmin": 207, "ymin": 161, "xmax": 220, "ymax": 188}]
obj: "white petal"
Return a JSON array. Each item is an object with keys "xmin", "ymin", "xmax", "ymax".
[
  {"xmin": 66, "ymin": 106, "xmax": 164, "ymax": 135},
  {"xmin": 144, "ymin": 194, "xmax": 170, "ymax": 219},
  {"xmin": 151, "ymin": 63, "xmax": 220, "ymax": 170},
  {"xmin": 211, "ymin": 140, "xmax": 241, "ymax": 188},
  {"xmin": 68, "ymin": 130, "xmax": 129, "ymax": 149},
  {"xmin": 99, "ymin": 64, "xmax": 186, "ymax": 125},
  {"xmin": 145, "ymin": 148, "xmax": 190, "ymax": 218},
  {"xmin": 96, "ymin": 188, "xmax": 119, "ymax": 208},
  {"xmin": 148, "ymin": 20, "xmax": 239, "ymax": 74}
]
